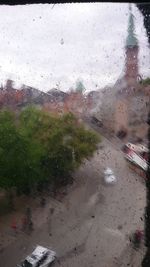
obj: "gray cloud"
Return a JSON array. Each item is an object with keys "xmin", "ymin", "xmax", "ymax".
[{"xmin": 0, "ymin": 3, "xmax": 149, "ymax": 92}]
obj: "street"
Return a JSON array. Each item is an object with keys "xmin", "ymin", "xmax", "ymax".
[{"xmin": 0, "ymin": 135, "xmax": 146, "ymax": 267}]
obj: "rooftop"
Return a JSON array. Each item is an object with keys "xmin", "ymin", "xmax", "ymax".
[{"xmin": 126, "ymin": 4, "xmax": 138, "ymax": 48}]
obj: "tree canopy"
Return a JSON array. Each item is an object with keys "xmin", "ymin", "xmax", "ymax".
[
  {"xmin": 140, "ymin": 77, "xmax": 150, "ymax": 86},
  {"xmin": 0, "ymin": 107, "xmax": 100, "ymax": 194}
]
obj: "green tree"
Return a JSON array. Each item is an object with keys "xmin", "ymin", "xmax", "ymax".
[
  {"xmin": 19, "ymin": 108, "xmax": 100, "ymax": 186},
  {"xmin": 0, "ymin": 107, "xmax": 100, "ymax": 195},
  {"xmin": 141, "ymin": 77, "xmax": 150, "ymax": 86},
  {"xmin": 0, "ymin": 109, "xmax": 43, "ymax": 195}
]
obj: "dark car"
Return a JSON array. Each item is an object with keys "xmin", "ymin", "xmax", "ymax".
[
  {"xmin": 91, "ymin": 116, "xmax": 103, "ymax": 127},
  {"xmin": 116, "ymin": 130, "xmax": 127, "ymax": 139}
]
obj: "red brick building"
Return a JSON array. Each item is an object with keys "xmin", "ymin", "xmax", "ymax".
[{"xmin": 114, "ymin": 5, "xmax": 149, "ymax": 141}]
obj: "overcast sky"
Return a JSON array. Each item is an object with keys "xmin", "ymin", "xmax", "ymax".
[{"xmin": 0, "ymin": 3, "xmax": 149, "ymax": 92}]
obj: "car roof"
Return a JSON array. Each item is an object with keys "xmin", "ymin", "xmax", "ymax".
[
  {"xmin": 105, "ymin": 174, "xmax": 116, "ymax": 180},
  {"xmin": 104, "ymin": 168, "xmax": 113, "ymax": 173},
  {"xmin": 126, "ymin": 143, "xmax": 148, "ymax": 152},
  {"xmin": 25, "ymin": 246, "xmax": 49, "ymax": 265},
  {"xmin": 33, "ymin": 246, "xmax": 49, "ymax": 256}
]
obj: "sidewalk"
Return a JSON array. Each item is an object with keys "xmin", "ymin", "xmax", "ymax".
[
  {"xmin": 0, "ymin": 189, "xmax": 68, "ymax": 252},
  {"xmin": 113, "ymin": 239, "xmax": 146, "ymax": 267}
]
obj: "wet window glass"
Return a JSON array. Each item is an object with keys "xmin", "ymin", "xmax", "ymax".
[{"xmin": 0, "ymin": 2, "xmax": 149, "ymax": 267}]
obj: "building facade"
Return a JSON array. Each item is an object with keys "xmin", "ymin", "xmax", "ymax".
[
  {"xmin": 114, "ymin": 5, "xmax": 149, "ymax": 142},
  {"xmin": 94, "ymin": 5, "xmax": 149, "ymax": 143}
]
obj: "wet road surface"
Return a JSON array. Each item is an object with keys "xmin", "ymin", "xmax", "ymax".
[{"xmin": 0, "ymin": 136, "xmax": 146, "ymax": 267}]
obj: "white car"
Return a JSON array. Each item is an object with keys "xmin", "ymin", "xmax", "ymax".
[
  {"xmin": 17, "ymin": 245, "xmax": 56, "ymax": 267},
  {"xmin": 104, "ymin": 168, "xmax": 117, "ymax": 185}
]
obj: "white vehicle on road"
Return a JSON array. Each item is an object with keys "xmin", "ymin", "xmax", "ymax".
[
  {"xmin": 104, "ymin": 168, "xmax": 117, "ymax": 185},
  {"xmin": 17, "ymin": 245, "xmax": 56, "ymax": 267},
  {"xmin": 123, "ymin": 142, "xmax": 148, "ymax": 173}
]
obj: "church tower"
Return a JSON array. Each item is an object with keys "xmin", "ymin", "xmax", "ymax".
[{"xmin": 124, "ymin": 4, "xmax": 139, "ymax": 86}]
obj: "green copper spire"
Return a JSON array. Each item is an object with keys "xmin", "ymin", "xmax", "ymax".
[{"xmin": 126, "ymin": 4, "xmax": 138, "ymax": 47}]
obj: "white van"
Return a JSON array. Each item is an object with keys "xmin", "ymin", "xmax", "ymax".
[{"xmin": 17, "ymin": 245, "xmax": 56, "ymax": 267}]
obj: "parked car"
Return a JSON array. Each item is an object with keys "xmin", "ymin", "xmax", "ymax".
[
  {"xmin": 91, "ymin": 116, "xmax": 103, "ymax": 127},
  {"xmin": 104, "ymin": 168, "xmax": 117, "ymax": 185},
  {"xmin": 17, "ymin": 245, "xmax": 56, "ymax": 267},
  {"xmin": 116, "ymin": 130, "xmax": 127, "ymax": 139}
]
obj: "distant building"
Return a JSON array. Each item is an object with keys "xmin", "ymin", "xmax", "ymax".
[
  {"xmin": 124, "ymin": 4, "xmax": 139, "ymax": 86},
  {"xmin": 64, "ymin": 90, "xmax": 86, "ymax": 117},
  {"xmin": 96, "ymin": 4, "xmax": 149, "ymax": 142},
  {"xmin": 114, "ymin": 5, "xmax": 149, "ymax": 142}
]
